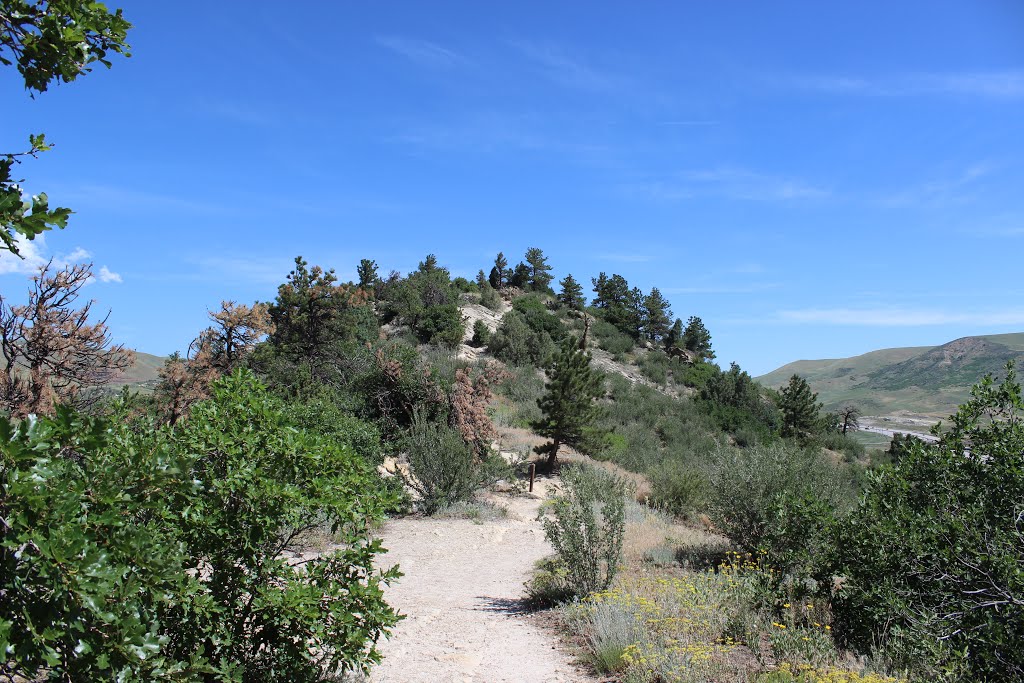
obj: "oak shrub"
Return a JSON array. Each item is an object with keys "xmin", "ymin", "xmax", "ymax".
[{"xmin": 0, "ymin": 370, "xmax": 401, "ymax": 681}]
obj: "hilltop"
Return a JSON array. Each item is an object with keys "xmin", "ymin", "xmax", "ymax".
[{"xmin": 757, "ymin": 332, "xmax": 1024, "ymax": 418}]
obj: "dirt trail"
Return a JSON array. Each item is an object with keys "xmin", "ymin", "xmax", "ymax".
[{"xmin": 367, "ymin": 484, "xmax": 594, "ymax": 683}]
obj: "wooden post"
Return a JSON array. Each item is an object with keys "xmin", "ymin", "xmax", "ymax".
[{"xmin": 528, "ymin": 462, "xmax": 536, "ymax": 492}]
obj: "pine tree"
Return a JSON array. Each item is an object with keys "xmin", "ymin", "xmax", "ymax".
[
  {"xmin": 665, "ymin": 318, "xmax": 683, "ymax": 350},
  {"xmin": 490, "ymin": 252, "xmax": 508, "ymax": 288},
  {"xmin": 557, "ymin": 274, "xmax": 585, "ymax": 311},
  {"xmin": 532, "ymin": 336, "xmax": 604, "ymax": 470},
  {"xmin": 357, "ymin": 259, "xmax": 378, "ymax": 290},
  {"xmin": 682, "ymin": 316, "xmax": 715, "ymax": 360},
  {"xmin": 779, "ymin": 374, "xmax": 822, "ymax": 439},
  {"xmin": 642, "ymin": 287, "xmax": 673, "ymax": 342},
  {"xmin": 509, "ymin": 262, "xmax": 530, "ymax": 289},
  {"xmin": 524, "ymin": 247, "xmax": 553, "ymax": 292}
]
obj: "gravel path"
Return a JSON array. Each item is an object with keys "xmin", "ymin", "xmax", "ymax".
[{"xmin": 368, "ymin": 488, "xmax": 594, "ymax": 683}]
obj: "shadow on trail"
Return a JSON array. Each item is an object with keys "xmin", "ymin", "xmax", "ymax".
[{"xmin": 475, "ymin": 596, "xmax": 531, "ymax": 615}]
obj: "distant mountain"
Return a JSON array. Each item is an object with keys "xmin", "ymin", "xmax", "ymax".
[
  {"xmin": 756, "ymin": 333, "xmax": 1024, "ymax": 417},
  {"xmin": 108, "ymin": 350, "xmax": 167, "ymax": 391}
]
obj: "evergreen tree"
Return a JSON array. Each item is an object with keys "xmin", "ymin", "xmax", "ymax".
[
  {"xmin": 418, "ymin": 253, "xmax": 440, "ymax": 274},
  {"xmin": 642, "ymin": 287, "xmax": 672, "ymax": 342},
  {"xmin": 475, "ymin": 269, "xmax": 488, "ymax": 289},
  {"xmin": 509, "ymin": 262, "xmax": 530, "ymax": 289},
  {"xmin": 357, "ymin": 258, "xmax": 378, "ymax": 289},
  {"xmin": 625, "ymin": 287, "xmax": 645, "ymax": 339},
  {"xmin": 557, "ymin": 274, "xmax": 586, "ymax": 311},
  {"xmin": 682, "ymin": 316, "xmax": 715, "ymax": 360},
  {"xmin": 489, "ymin": 252, "xmax": 508, "ymax": 288},
  {"xmin": 665, "ymin": 318, "xmax": 684, "ymax": 350},
  {"xmin": 779, "ymin": 374, "xmax": 822, "ymax": 439},
  {"xmin": 532, "ymin": 336, "xmax": 604, "ymax": 470},
  {"xmin": 524, "ymin": 246, "xmax": 554, "ymax": 292}
]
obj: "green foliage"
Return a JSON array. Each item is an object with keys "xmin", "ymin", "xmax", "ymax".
[
  {"xmin": 557, "ymin": 273, "xmax": 586, "ymax": 311},
  {"xmin": 489, "ymin": 310, "xmax": 556, "ymax": 367},
  {"xmin": 416, "ymin": 303, "xmax": 465, "ymax": 348},
  {"xmin": 533, "ymin": 336, "xmax": 605, "ymax": 469},
  {"xmin": 357, "ymin": 258, "xmax": 378, "ymax": 289},
  {"xmin": 512, "ymin": 293, "xmax": 565, "ymax": 338},
  {"xmin": 376, "ymin": 255, "xmax": 462, "ymax": 345},
  {"xmin": 706, "ymin": 443, "xmax": 845, "ymax": 553},
  {"xmin": 401, "ymin": 411, "xmax": 483, "ymax": 515},
  {"xmin": 681, "ymin": 316, "xmax": 715, "ymax": 361},
  {"xmin": 0, "ymin": 407, "xmax": 191, "ymax": 681},
  {"xmin": 509, "ymin": 261, "xmax": 530, "ymax": 288},
  {"xmin": 592, "ymin": 318, "xmax": 635, "ymax": 354},
  {"xmin": 489, "ymin": 252, "xmax": 508, "ymax": 288},
  {"xmin": 523, "ymin": 246, "xmax": 554, "ymax": 292},
  {"xmin": 524, "ymin": 556, "xmax": 577, "ymax": 608},
  {"xmin": 263, "ymin": 256, "xmax": 378, "ymax": 389},
  {"xmin": 700, "ymin": 362, "xmax": 781, "ymax": 440},
  {"xmin": 163, "ymin": 370, "xmax": 401, "ymax": 680},
  {"xmin": 282, "ymin": 392, "xmax": 383, "ymax": 462},
  {"xmin": 471, "ymin": 319, "xmax": 491, "ymax": 347},
  {"xmin": 2, "ymin": 0, "xmax": 131, "ymax": 255},
  {"xmin": 830, "ymin": 363, "xmax": 1024, "ymax": 681},
  {"xmin": 779, "ymin": 374, "xmax": 823, "ymax": 440},
  {"xmin": 591, "ymin": 273, "xmax": 643, "ymax": 339},
  {"xmin": 353, "ymin": 340, "xmax": 446, "ymax": 439},
  {"xmin": 542, "ymin": 465, "xmax": 627, "ymax": 599},
  {"xmin": 642, "ymin": 287, "xmax": 673, "ymax": 342},
  {"xmin": 647, "ymin": 462, "xmax": 708, "ymax": 518},
  {"xmin": 1, "ymin": 370, "xmax": 401, "ymax": 681},
  {"xmin": 479, "ymin": 280, "xmax": 501, "ymax": 310}
]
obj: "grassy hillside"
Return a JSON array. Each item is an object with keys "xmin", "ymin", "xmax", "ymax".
[
  {"xmin": 757, "ymin": 332, "xmax": 1024, "ymax": 416},
  {"xmin": 109, "ymin": 350, "xmax": 166, "ymax": 391}
]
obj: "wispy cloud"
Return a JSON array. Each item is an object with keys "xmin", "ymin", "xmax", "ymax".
[
  {"xmin": 0, "ymin": 233, "xmax": 120, "ymax": 283},
  {"xmin": 509, "ymin": 39, "xmax": 621, "ymax": 92},
  {"xmin": 788, "ymin": 70, "xmax": 1024, "ymax": 98},
  {"xmin": 878, "ymin": 162, "xmax": 994, "ymax": 208},
  {"xmin": 57, "ymin": 183, "xmax": 232, "ymax": 215},
  {"xmin": 187, "ymin": 255, "xmax": 294, "ymax": 286},
  {"xmin": 375, "ymin": 35, "xmax": 465, "ymax": 68},
  {"xmin": 777, "ymin": 307, "xmax": 1024, "ymax": 327},
  {"xmin": 627, "ymin": 167, "xmax": 830, "ymax": 203},
  {"xmin": 195, "ymin": 98, "xmax": 278, "ymax": 126}
]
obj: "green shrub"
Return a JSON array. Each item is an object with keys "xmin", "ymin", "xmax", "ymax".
[
  {"xmin": 402, "ymin": 411, "xmax": 481, "ymax": 514},
  {"xmin": 489, "ymin": 311, "xmax": 556, "ymax": 367},
  {"xmin": 816, "ymin": 430, "xmax": 866, "ymax": 461},
  {"xmin": 542, "ymin": 465, "xmax": 627, "ymax": 599},
  {"xmin": 0, "ymin": 408, "xmax": 192, "ymax": 681},
  {"xmin": 471, "ymin": 319, "xmax": 491, "ymax": 347},
  {"xmin": 648, "ymin": 462, "xmax": 708, "ymax": 518},
  {"xmin": 0, "ymin": 371, "xmax": 403, "ymax": 681},
  {"xmin": 706, "ymin": 443, "xmax": 844, "ymax": 553},
  {"xmin": 416, "ymin": 302, "xmax": 465, "ymax": 348},
  {"xmin": 162, "ymin": 370, "xmax": 401, "ymax": 680},
  {"xmin": 524, "ymin": 556, "xmax": 577, "ymax": 608},
  {"xmin": 829, "ymin": 365, "xmax": 1024, "ymax": 681},
  {"xmin": 593, "ymin": 319, "xmax": 635, "ymax": 354},
  {"xmin": 637, "ymin": 351, "xmax": 669, "ymax": 385}
]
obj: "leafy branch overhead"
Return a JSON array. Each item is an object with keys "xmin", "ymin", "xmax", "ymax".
[{"xmin": 1, "ymin": 0, "xmax": 131, "ymax": 255}]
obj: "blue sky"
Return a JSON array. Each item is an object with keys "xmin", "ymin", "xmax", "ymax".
[{"xmin": 2, "ymin": 1, "xmax": 1023, "ymax": 376}]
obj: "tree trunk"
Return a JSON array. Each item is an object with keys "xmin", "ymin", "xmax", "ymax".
[{"xmin": 545, "ymin": 438, "xmax": 561, "ymax": 471}]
